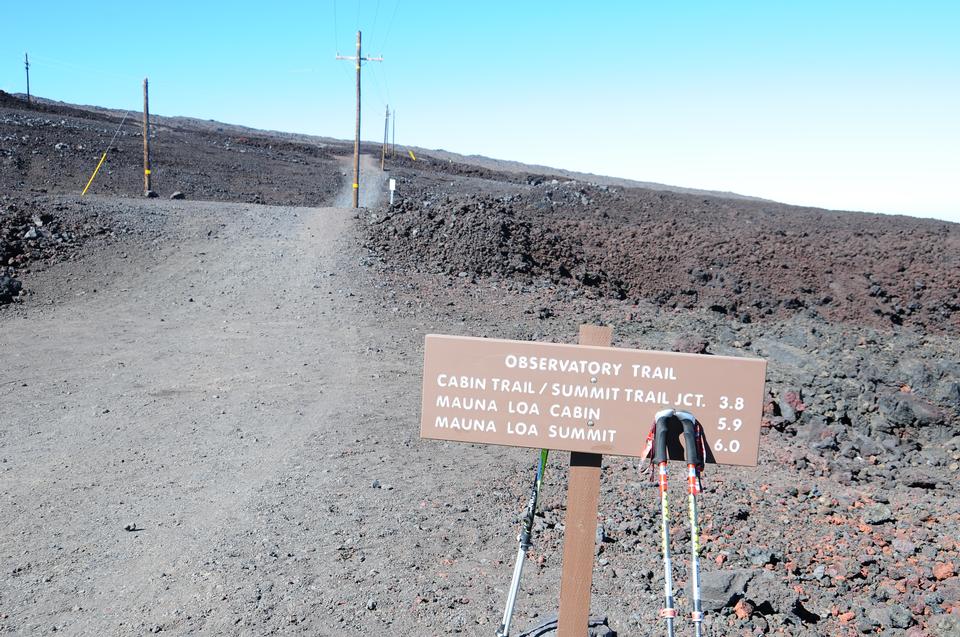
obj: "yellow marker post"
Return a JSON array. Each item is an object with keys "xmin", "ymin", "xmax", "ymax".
[
  {"xmin": 408, "ymin": 150, "xmax": 416, "ymax": 161},
  {"xmin": 81, "ymin": 153, "xmax": 108, "ymax": 196}
]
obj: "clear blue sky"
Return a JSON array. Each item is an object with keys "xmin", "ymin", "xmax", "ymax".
[{"xmin": 3, "ymin": 1, "xmax": 959, "ymax": 222}]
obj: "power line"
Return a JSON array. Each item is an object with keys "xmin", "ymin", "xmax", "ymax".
[
  {"xmin": 332, "ymin": 0, "xmax": 340, "ymax": 54},
  {"xmin": 371, "ymin": 0, "xmax": 382, "ymax": 40},
  {"xmin": 28, "ymin": 54, "xmax": 140, "ymax": 82},
  {"xmin": 379, "ymin": 0, "xmax": 402, "ymax": 51},
  {"xmin": 369, "ymin": 60, "xmax": 389, "ymax": 105}
]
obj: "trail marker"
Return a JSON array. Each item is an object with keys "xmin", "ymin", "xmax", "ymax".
[
  {"xmin": 421, "ymin": 333, "xmax": 766, "ymax": 465},
  {"xmin": 420, "ymin": 327, "xmax": 767, "ymax": 636},
  {"xmin": 389, "ymin": 178, "xmax": 396, "ymax": 205}
]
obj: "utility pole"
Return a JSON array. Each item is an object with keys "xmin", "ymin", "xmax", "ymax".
[
  {"xmin": 336, "ymin": 31, "xmax": 382, "ymax": 208},
  {"xmin": 381, "ymin": 105, "xmax": 389, "ymax": 171},
  {"xmin": 24, "ymin": 53, "xmax": 30, "ymax": 104},
  {"xmin": 391, "ymin": 109, "xmax": 395, "ymax": 157},
  {"xmin": 143, "ymin": 78, "xmax": 151, "ymax": 196}
]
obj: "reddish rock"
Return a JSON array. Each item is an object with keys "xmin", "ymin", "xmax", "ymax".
[
  {"xmin": 783, "ymin": 390, "xmax": 806, "ymax": 413},
  {"xmin": 934, "ymin": 562, "xmax": 955, "ymax": 581},
  {"xmin": 734, "ymin": 598, "xmax": 754, "ymax": 620}
]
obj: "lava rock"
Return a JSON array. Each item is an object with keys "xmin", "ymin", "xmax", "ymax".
[
  {"xmin": 928, "ymin": 614, "xmax": 960, "ymax": 637},
  {"xmin": 0, "ymin": 275, "xmax": 22, "ymax": 303},
  {"xmin": 672, "ymin": 335, "xmax": 709, "ymax": 354},
  {"xmin": 745, "ymin": 547, "xmax": 778, "ymax": 567},
  {"xmin": 867, "ymin": 603, "xmax": 914, "ymax": 629},
  {"xmin": 878, "ymin": 392, "xmax": 941, "ymax": 428},
  {"xmin": 746, "ymin": 570, "xmax": 799, "ymax": 615},
  {"xmin": 696, "ymin": 569, "xmax": 752, "ymax": 611},
  {"xmin": 862, "ymin": 504, "xmax": 894, "ymax": 525}
]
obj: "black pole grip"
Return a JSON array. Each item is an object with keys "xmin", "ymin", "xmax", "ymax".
[
  {"xmin": 653, "ymin": 410, "xmax": 674, "ymax": 463},
  {"xmin": 677, "ymin": 411, "xmax": 702, "ymax": 465}
]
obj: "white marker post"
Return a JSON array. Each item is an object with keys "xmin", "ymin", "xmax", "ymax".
[{"xmin": 389, "ymin": 178, "xmax": 396, "ymax": 205}]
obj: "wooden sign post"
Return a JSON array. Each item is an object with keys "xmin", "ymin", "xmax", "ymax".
[
  {"xmin": 557, "ymin": 325, "xmax": 611, "ymax": 637},
  {"xmin": 420, "ymin": 326, "xmax": 767, "ymax": 634}
]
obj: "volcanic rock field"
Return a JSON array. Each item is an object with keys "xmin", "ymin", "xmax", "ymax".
[{"xmin": 1, "ymin": 91, "xmax": 958, "ymax": 636}]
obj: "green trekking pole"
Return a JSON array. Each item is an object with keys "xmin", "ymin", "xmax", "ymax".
[{"xmin": 496, "ymin": 449, "xmax": 549, "ymax": 637}]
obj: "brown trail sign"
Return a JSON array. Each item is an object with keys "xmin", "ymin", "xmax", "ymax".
[
  {"xmin": 421, "ymin": 333, "xmax": 766, "ymax": 465},
  {"xmin": 419, "ymin": 327, "xmax": 767, "ymax": 636}
]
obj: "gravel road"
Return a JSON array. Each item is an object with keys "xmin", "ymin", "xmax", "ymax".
[{"xmin": 1, "ymin": 172, "xmax": 506, "ymax": 634}]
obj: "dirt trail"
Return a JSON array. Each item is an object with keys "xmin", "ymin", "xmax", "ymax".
[
  {"xmin": 0, "ymin": 164, "xmax": 522, "ymax": 635},
  {"xmin": 333, "ymin": 154, "xmax": 388, "ymax": 209}
]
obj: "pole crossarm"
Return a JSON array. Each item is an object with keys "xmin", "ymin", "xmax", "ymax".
[{"xmin": 335, "ymin": 55, "xmax": 384, "ymax": 62}]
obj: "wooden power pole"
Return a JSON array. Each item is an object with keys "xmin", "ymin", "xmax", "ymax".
[
  {"xmin": 381, "ymin": 105, "xmax": 389, "ymax": 171},
  {"xmin": 391, "ymin": 109, "xmax": 395, "ymax": 157},
  {"xmin": 336, "ymin": 31, "xmax": 382, "ymax": 208},
  {"xmin": 24, "ymin": 53, "xmax": 30, "ymax": 104},
  {"xmin": 142, "ymin": 78, "xmax": 151, "ymax": 196}
]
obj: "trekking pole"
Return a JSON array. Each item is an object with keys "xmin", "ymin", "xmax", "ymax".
[
  {"xmin": 677, "ymin": 410, "xmax": 705, "ymax": 637},
  {"xmin": 496, "ymin": 449, "xmax": 549, "ymax": 637},
  {"xmin": 653, "ymin": 409, "xmax": 677, "ymax": 637}
]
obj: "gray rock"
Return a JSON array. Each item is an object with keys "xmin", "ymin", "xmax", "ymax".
[
  {"xmin": 862, "ymin": 504, "xmax": 894, "ymax": 525},
  {"xmin": 878, "ymin": 392, "xmax": 942, "ymax": 428},
  {"xmin": 169, "ymin": 191, "xmax": 185, "ymax": 200},
  {"xmin": 938, "ymin": 574, "xmax": 960, "ymax": 607},
  {"xmin": 867, "ymin": 603, "xmax": 914, "ymax": 629},
  {"xmin": 928, "ymin": 614, "xmax": 960, "ymax": 637},
  {"xmin": 896, "ymin": 359, "xmax": 939, "ymax": 392},
  {"xmin": 936, "ymin": 381, "xmax": 960, "ymax": 409},
  {"xmin": 892, "ymin": 538, "xmax": 916, "ymax": 554},
  {"xmin": 746, "ymin": 547, "xmax": 777, "ymax": 566},
  {"xmin": 596, "ymin": 523, "xmax": 610, "ymax": 544},
  {"xmin": 695, "ymin": 569, "xmax": 752, "ymax": 611},
  {"xmin": 857, "ymin": 614, "xmax": 880, "ymax": 633},
  {"xmin": 878, "ymin": 393, "xmax": 917, "ymax": 427},
  {"xmin": 853, "ymin": 432, "xmax": 884, "ymax": 457},
  {"xmin": 0, "ymin": 275, "xmax": 22, "ymax": 303},
  {"xmin": 746, "ymin": 571, "xmax": 799, "ymax": 614},
  {"xmin": 145, "ymin": 190, "xmax": 158, "ymax": 198}
]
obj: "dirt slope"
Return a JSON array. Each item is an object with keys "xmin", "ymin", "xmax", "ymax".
[{"xmin": 1, "ymin": 91, "xmax": 344, "ymax": 206}]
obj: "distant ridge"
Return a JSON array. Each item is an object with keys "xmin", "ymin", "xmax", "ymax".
[
  {"xmin": 408, "ymin": 147, "xmax": 770, "ymax": 202},
  {"xmin": 7, "ymin": 91, "xmax": 764, "ymax": 203}
]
